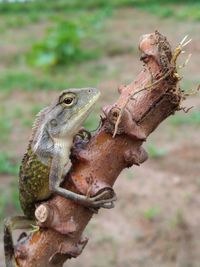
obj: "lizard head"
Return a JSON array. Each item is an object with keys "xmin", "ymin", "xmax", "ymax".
[
  {"xmin": 32, "ymin": 88, "xmax": 100, "ymax": 153},
  {"xmin": 47, "ymin": 87, "xmax": 100, "ymax": 138}
]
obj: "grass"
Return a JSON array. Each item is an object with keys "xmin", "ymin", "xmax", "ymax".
[
  {"xmin": 0, "ymin": 0, "xmax": 200, "ymax": 21},
  {"xmin": 0, "ymin": 70, "xmax": 91, "ymax": 92},
  {"xmin": 0, "ymin": 153, "xmax": 19, "ymax": 175},
  {"xmin": 135, "ymin": 2, "xmax": 200, "ymax": 20},
  {"xmin": 0, "ymin": 182, "xmax": 21, "ymax": 223},
  {"xmin": 143, "ymin": 207, "xmax": 161, "ymax": 221},
  {"xmin": 0, "ymin": 106, "xmax": 13, "ymax": 141},
  {"xmin": 0, "ymin": 12, "xmax": 41, "ymax": 32},
  {"xmin": 0, "ymin": 115, "xmax": 12, "ymax": 141},
  {"xmin": 173, "ymin": 3, "xmax": 200, "ymax": 21},
  {"xmin": 0, "ymin": 71, "xmax": 51, "ymax": 92}
]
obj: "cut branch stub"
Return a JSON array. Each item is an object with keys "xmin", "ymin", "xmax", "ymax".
[{"xmin": 15, "ymin": 31, "xmax": 184, "ymax": 267}]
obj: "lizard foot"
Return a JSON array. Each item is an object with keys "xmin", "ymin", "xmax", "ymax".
[
  {"xmin": 51, "ymin": 186, "xmax": 117, "ymax": 211},
  {"xmin": 85, "ymin": 189, "xmax": 117, "ymax": 210},
  {"xmin": 75, "ymin": 128, "xmax": 91, "ymax": 142}
]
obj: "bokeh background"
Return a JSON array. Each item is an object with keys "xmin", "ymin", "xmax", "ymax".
[{"xmin": 0, "ymin": 0, "xmax": 200, "ymax": 266}]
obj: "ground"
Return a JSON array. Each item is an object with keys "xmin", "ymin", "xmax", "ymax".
[{"xmin": 0, "ymin": 3, "xmax": 200, "ymax": 267}]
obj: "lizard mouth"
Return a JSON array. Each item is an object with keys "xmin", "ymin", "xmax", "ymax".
[
  {"xmin": 74, "ymin": 90, "xmax": 100, "ymax": 116},
  {"xmin": 63, "ymin": 90, "xmax": 101, "ymax": 126}
]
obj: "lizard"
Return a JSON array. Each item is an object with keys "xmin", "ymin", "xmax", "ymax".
[{"xmin": 4, "ymin": 87, "xmax": 116, "ymax": 267}]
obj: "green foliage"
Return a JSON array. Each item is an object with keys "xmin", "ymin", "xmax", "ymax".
[
  {"xmin": 170, "ymin": 111, "xmax": 200, "ymax": 126},
  {"xmin": 28, "ymin": 15, "xmax": 105, "ymax": 68},
  {"xmin": 0, "ymin": 106, "xmax": 13, "ymax": 141},
  {"xmin": 135, "ymin": 2, "xmax": 200, "ymax": 21},
  {"xmin": 1, "ymin": 0, "xmax": 200, "ymax": 15},
  {"xmin": 0, "ymin": 115, "xmax": 12, "ymax": 141},
  {"xmin": 0, "ymin": 153, "xmax": 19, "ymax": 175},
  {"xmin": 138, "ymin": 4, "xmax": 174, "ymax": 18},
  {"xmin": 0, "ymin": 71, "xmax": 36, "ymax": 92},
  {"xmin": 174, "ymin": 3, "xmax": 200, "ymax": 21},
  {"xmin": 0, "ymin": 71, "xmax": 65, "ymax": 92},
  {"xmin": 0, "ymin": 66, "xmax": 107, "ymax": 92},
  {"xmin": 0, "ymin": 13, "xmax": 40, "ymax": 30},
  {"xmin": 143, "ymin": 207, "xmax": 160, "ymax": 220},
  {"xmin": 147, "ymin": 144, "xmax": 167, "ymax": 159},
  {"xmin": 0, "ymin": 0, "xmax": 68, "ymax": 14}
]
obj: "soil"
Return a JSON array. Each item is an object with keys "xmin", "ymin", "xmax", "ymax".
[{"xmin": 0, "ymin": 7, "xmax": 200, "ymax": 267}]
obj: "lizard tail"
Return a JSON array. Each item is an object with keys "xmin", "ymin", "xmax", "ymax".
[{"xmin": 4, "ymin": 218, "xmax": 19, "ymax": 267}]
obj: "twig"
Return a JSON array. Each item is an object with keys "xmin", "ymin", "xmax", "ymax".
[
  {"xmin": 112, "ymin": 35, "xmax": 192, "ymax": 138},
  {"xmin": 112, "ymin": 67, "xmax": 174, "ymax": 137}
]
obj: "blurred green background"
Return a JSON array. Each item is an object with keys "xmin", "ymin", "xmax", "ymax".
[{"xmin": 0, "ymin": 1, "xmax": 200, "ymax": 267}]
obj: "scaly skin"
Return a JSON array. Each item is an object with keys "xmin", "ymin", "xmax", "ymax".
[
  {"xmin": 19, "ymin": 143, "xmax": 50, "ymax": 219},
  {"xmin": 4, "ymin": 88, "xmax": 116, "ymax": 267}
]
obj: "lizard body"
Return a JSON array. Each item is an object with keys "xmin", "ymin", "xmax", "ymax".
[
  {"xmin": 19, "ymin": 143, "xmax": 50, "ymax": 218},
  {"xmin": 4, "ymin": 87, "xmax": 116, "ymax": 267}
]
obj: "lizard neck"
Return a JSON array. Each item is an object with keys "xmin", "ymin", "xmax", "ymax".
[{"xmin": 30, "ymin": 132, "xmax": 73, "ymax": 166}]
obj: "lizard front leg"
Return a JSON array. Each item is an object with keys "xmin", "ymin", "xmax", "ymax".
[{"xmin": 49, "ymin": 148, "xmax": 116, "ymax": 209}]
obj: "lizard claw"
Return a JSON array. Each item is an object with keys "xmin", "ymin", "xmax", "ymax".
[{"xmin": 101, "ymin": 201, "xmax": 115, "ymax": 209}]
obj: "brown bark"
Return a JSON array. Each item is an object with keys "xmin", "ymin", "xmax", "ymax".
[{"xmin": 15, "ymin": 31, "xmax": 185, "ymax": 267}]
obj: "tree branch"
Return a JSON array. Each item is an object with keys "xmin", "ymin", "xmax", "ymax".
[{"xmin": 14, "ymin": 31, "xmax": 186, "ymax": 267}]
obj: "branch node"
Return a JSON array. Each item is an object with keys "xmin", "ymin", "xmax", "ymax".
[
  {"xmin": 35, "ymin": 204, "xmax": 50, "ymax": 223},
  {"xmin": 118, "ymin": 84, "xmax": 127, "ymax": 94},
  {"xmin": 49, "ymin": 236, "xmax": 88, "ymax": 264}
]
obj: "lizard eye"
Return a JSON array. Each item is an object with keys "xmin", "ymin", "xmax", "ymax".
[
  {"xmin": 61, "ymin": 93, "xmax": 76, "ymax": 107},
  {"xmin": 64, "ymin": 97, "xmax": 74, "ymax": 105}
]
